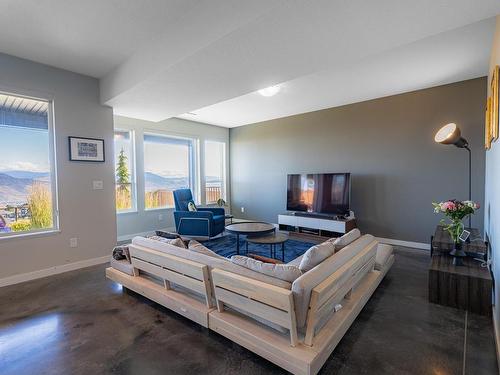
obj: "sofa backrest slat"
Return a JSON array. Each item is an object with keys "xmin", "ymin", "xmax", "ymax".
[
  {"xmin": 130, "ymin": 245, "xmax": 206, "ymax": 281},
  {"xmin": 212, "ymin": 269, "xmax": 291, "ymax": 311},
  {"xmin": 212, "ymin": 268, "xmax": 298, "ymax": 346},
  {"xmin": 315, "ymin": 246, "xmax": 377, "ymax": 308},
  {"xmin": 131, "ymin": 258, "xmax": 207, "ymax": 296}
]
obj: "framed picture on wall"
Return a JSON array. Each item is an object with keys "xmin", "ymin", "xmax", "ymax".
[
  {"xmin": 486, "ymin": 97, "xmax": 492, "ymax": 150},
  {"xmin": 491, "ymin": 65, "xmax": 499, "ymax": 141},
  {"xmin": 69, "ymin": 136, "xmax": 105, "ymax": 162}
]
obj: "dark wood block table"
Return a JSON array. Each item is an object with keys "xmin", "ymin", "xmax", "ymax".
[{"xmin": 429, "ymin": 226, "xmax": 491, "ymax": 316}]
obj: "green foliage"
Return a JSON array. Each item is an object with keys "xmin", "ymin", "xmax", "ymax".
[
  {"xmin": 116, "ymin": 148, "xmax": 130, "ymax": 190},
  {"xmin": 216, "ymin": 198, "xmax": 226, "ymax": 207},
  {"xmin": 28, "ymin": 182, "xmax": 53, "ymax": 229},
  {"xmin": 10, "ymin": 220, "xmax": 32, "ymax": 232}
]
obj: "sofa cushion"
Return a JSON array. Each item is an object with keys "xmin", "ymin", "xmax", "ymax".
[
  {"xmin": 131, "ymin": 237, "xmax": 292, "ymax": 289},
  {"xmin": 231, "ymin": 256, "xmax": 302, "ymax": 282},
  {"xmin": 287, "ymin": 254, "xmax": 304, "ymax": 267},
  {"xmin": 292, "ymin": 234, "xmax": 376, "ymax": 328},
  {"xmin": 375, "ymin": 243, "xmax": 393, "ymax": 270},
  {"xmin": 148, "ymin": 235, "xmax": 187, "ymax": 249},
  {"xmin": 330, "ymin": 228, "xmax": 361, "ymax": 250},
  {"xmin": 298, "ymin": 241, "xmax": 336, "ymax": 272},
  {"xmin": 189, "ymin": 240, "xmax": 226, "ymax": 259}
]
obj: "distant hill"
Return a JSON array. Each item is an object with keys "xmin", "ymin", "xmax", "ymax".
[
  {"xmin": 144, "ymin": 172, "xmax": 189, "ymax": 191},
  {"xmin": 0, "ymin": 173, "xmax": 34, "ymax": 205},
  {"xmin": 3, "ymin": 171, "xmax": 49, "ymax": 180}
]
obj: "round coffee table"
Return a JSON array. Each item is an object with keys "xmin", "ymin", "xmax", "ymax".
[
  {"xmin": 225, "ymin": 222, "xmax": 276, "ymax": 255},
  {"xmin": 246, "ymin": 232, "xmax": 289, "ymax": 261}
]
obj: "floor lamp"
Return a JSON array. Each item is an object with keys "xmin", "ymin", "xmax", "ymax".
[{"xmin": 434, "ymin": 123, "xmax": 472, "ymax": 228}]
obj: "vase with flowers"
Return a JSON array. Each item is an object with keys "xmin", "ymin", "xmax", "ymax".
[{"xmin": 432, "ymin": 199, "xmax": 480, "ymax": 265}]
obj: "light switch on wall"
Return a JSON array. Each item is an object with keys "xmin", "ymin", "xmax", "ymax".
[
  {"xmin": 92, "ymin": 180, "xmax": 103, "ymax": 190},
  {"xmin": 70, "ymin": 238, "xmax": 78, "ymax": 248}
]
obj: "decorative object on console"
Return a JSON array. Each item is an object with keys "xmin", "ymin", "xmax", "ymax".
[
  {"xmin": 434, "ymin": 123, "xmax": 473, "ymax": 228},
  {"xmin": 432, "ymin": 199, "xmax": 480, "ymax": 265},
  {"xmin": 68, "ymin": 136, "xmax": 105, "ymax": 162},
  {"xmin": 216, "ymin": 198, "xmax": 226, "ymax": 207}
]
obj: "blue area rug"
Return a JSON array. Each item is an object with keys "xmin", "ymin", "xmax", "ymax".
[{"xmin": 202, "ymin": 233, "xmax": 314, "ymax": 263}]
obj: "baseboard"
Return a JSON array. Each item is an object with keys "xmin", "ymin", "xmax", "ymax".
[
  {"xmin": 0, "ymin": 255, "xmax": 110, "ymax": 288},
  {"xmin": 375, "ymin": 237, "xmax": 430, "ymax": 250},
  {"xmin": 493, "ymin": 306, "xmax": 500, "ymax": 371}
]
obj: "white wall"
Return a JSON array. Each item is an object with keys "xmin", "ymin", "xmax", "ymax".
[
  {"xmin": 0, "ymin": 53, "xmax": 116, "ymax": 281},
  {"xmin": 485, "ymin": 15, "xmax": 500, "ymax": 363},
  {"xmin": 114, "ymin": 116, "xmax": 229, "ymax": 240}
]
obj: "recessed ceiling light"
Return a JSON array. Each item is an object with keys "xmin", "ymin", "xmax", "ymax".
[{"xmin": 258, "ymin": 85, "xmax": 281, "ymax": 97}]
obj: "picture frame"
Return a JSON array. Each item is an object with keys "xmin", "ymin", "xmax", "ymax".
[
  {"xmin": 491, "ymin": 65, "xmax": 499, "ymax": 141},
  {"xmin": 69, "ymin": 136, "xmax": 105, "ymax": 162},
  {"xmin": 486, "ymin": 97, "xmax": 492, "ymax": 150}
]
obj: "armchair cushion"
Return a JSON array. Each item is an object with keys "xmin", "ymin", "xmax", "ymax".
[{"xmin": 198, "ymin": 207, "xmax": 225, "ymax": 216}]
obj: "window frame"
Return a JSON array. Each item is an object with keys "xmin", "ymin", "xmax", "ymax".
[
  {"xmin": 204, "ymin": 139, "xmax": 227, "ymax": 205},
  {"xmin": 114, "ymin": 128, "xmax": 137, "ymax": 214},
  {"xmin": 0, "ymin": 90, "xmax": 59, "ymax": 239},
  {"xmin": 142, "ymin": 131, "xmax": 198, "ymax": 211}
]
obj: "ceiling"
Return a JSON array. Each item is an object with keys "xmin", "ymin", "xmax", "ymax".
[{"xmin": 0, "ymin": 1, "xmax": 499, "ymax": 127}]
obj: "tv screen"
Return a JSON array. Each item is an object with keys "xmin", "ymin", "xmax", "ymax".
[{"xmin": 287, "ymin": 173, "xmax": 351, "ymax": 215}]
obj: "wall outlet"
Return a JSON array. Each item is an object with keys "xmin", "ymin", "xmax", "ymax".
[
  {"xmin": 241, "ymin": 207, "xmax": 245, "ymax": 213},
  {"xmin": 70, "ymin": 238, "xmax": 78, "ymax": 248},
  {"xmin": 92, "ymin": 180, "xmax": 103, "ymax": 190},
  {"xmin": 158, "ymin": 214, "xmax": 164, "ymax": 221}
]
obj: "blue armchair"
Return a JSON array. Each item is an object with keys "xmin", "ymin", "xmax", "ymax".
[{"xmin": 173, "ymin": 189, "xmax": 225, "ymax": 238}]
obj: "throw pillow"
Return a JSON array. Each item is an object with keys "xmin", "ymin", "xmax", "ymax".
[
  {"xmin": 331, "ymin": 228, "xmax": 361, "ymax": 251},
  {"xmin": 231, "ymin": 255, "xmax": 302, "ymax": 282},
  {"xmin": 188, "ymin": 240, "xmax": 226, "ymax": 259},
  {"xmin": 298, "ymin": 241, "xmax": 336, "ymax": 272},
  {"xmin": 148, "ymin": 235, "xmax": 187, "ymax": 249},
  {"xmin": 187, "ymin": 201, "xmax": 197, "ymax": 212}
]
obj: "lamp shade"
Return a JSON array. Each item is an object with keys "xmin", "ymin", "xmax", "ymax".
[{"xmin": 434, "ymin": 123, "xmax": 468, "ymax": 148}]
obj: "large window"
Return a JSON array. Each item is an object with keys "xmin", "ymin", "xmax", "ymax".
[
  {"xmin": 143, "ymin": 133, "xmax": 195, "ymax": 209},
  {"xmin": 204, "ymin": 140, "xmax": 226, "ymax": 204},
  {"xmin": 0, "ymin": 93, "xmax": 57, "ymax": 237},
  {"xmin": 114, "ymin": 130, "xmax": 136, "ymax": 212}
]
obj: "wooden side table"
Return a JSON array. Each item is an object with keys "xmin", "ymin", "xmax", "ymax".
[{"xmin": 428, "ymin": 226, "xmax": 491, "ymax": 316}]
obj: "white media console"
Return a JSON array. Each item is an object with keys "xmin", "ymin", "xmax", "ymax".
[{"xmin": 278, "ymin": 213, "xmax": 357, "ymax": 237}]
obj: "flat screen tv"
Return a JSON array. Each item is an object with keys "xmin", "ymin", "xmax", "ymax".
[{"xmin": 287, "ymin": 173, "xmax": 351, "ymax": 216}]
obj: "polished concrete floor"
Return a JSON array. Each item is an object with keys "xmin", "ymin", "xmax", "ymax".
[{"xmin": 0, "ymin": 247, "xmax": 497, "ymax": 375}]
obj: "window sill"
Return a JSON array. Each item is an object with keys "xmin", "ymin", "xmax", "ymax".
[
  {"xmin": 0, "ymin": 229, "xmax": 61, "ymax": 242},
  {"xmin": 116, "ymin": 210, "xmax": 138, "ymax": 215},
  {"xmin": 144, "ymin": 207, "xmax": 174, "ymax": 212}
]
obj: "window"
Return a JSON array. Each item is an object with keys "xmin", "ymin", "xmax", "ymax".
[
  {"xmin": 0, "ymin": 93, "xmax": 58, "ymax": 237},
  {"xmin": 114, "ymin": 130, "xmax": 136, "ymax": 212},
  {"xmin": 204, "ymin": 140, "xmax": 226, "ymax": 204},
  {"xmin": 143, "ymin": 133, "xmax": 195, "ymax": 209}
]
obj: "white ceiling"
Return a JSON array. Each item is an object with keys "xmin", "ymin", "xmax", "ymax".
[
  {"xmin": 0, "ymin": 1, "xmax": 499, "ymax": 127},
  {"xmin": 179, "ymin": 18, "xmax": 496, "ymax": 127}
]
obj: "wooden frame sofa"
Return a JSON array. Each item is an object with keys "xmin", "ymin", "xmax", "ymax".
[{"xmin": 106, "ymin": 232, "xmax": 394, "ymax": 375}]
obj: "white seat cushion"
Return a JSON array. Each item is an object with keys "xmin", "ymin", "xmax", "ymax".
[
  {"xmin": 287, "ymin": 254, "xmax": 304, "ymax": 267},
  {"xmin": 231, "ymin": 256, "xmax": 303, "ymax": 282},
  {"xmin": 375, "ymin": 243, "xmax": 393, "ymax": 270},
  {"xmin": 298, "ymin": 241, "xmax": 336, "ymax": 272}
]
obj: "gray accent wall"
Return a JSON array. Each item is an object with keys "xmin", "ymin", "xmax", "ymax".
[
  {"xmin": 230, "ymin": 78, "xmax": 486, "ymax": 244},
  {"xmin": 0, "ymin": 53, "xmax": 116, "ymax": 280}
]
